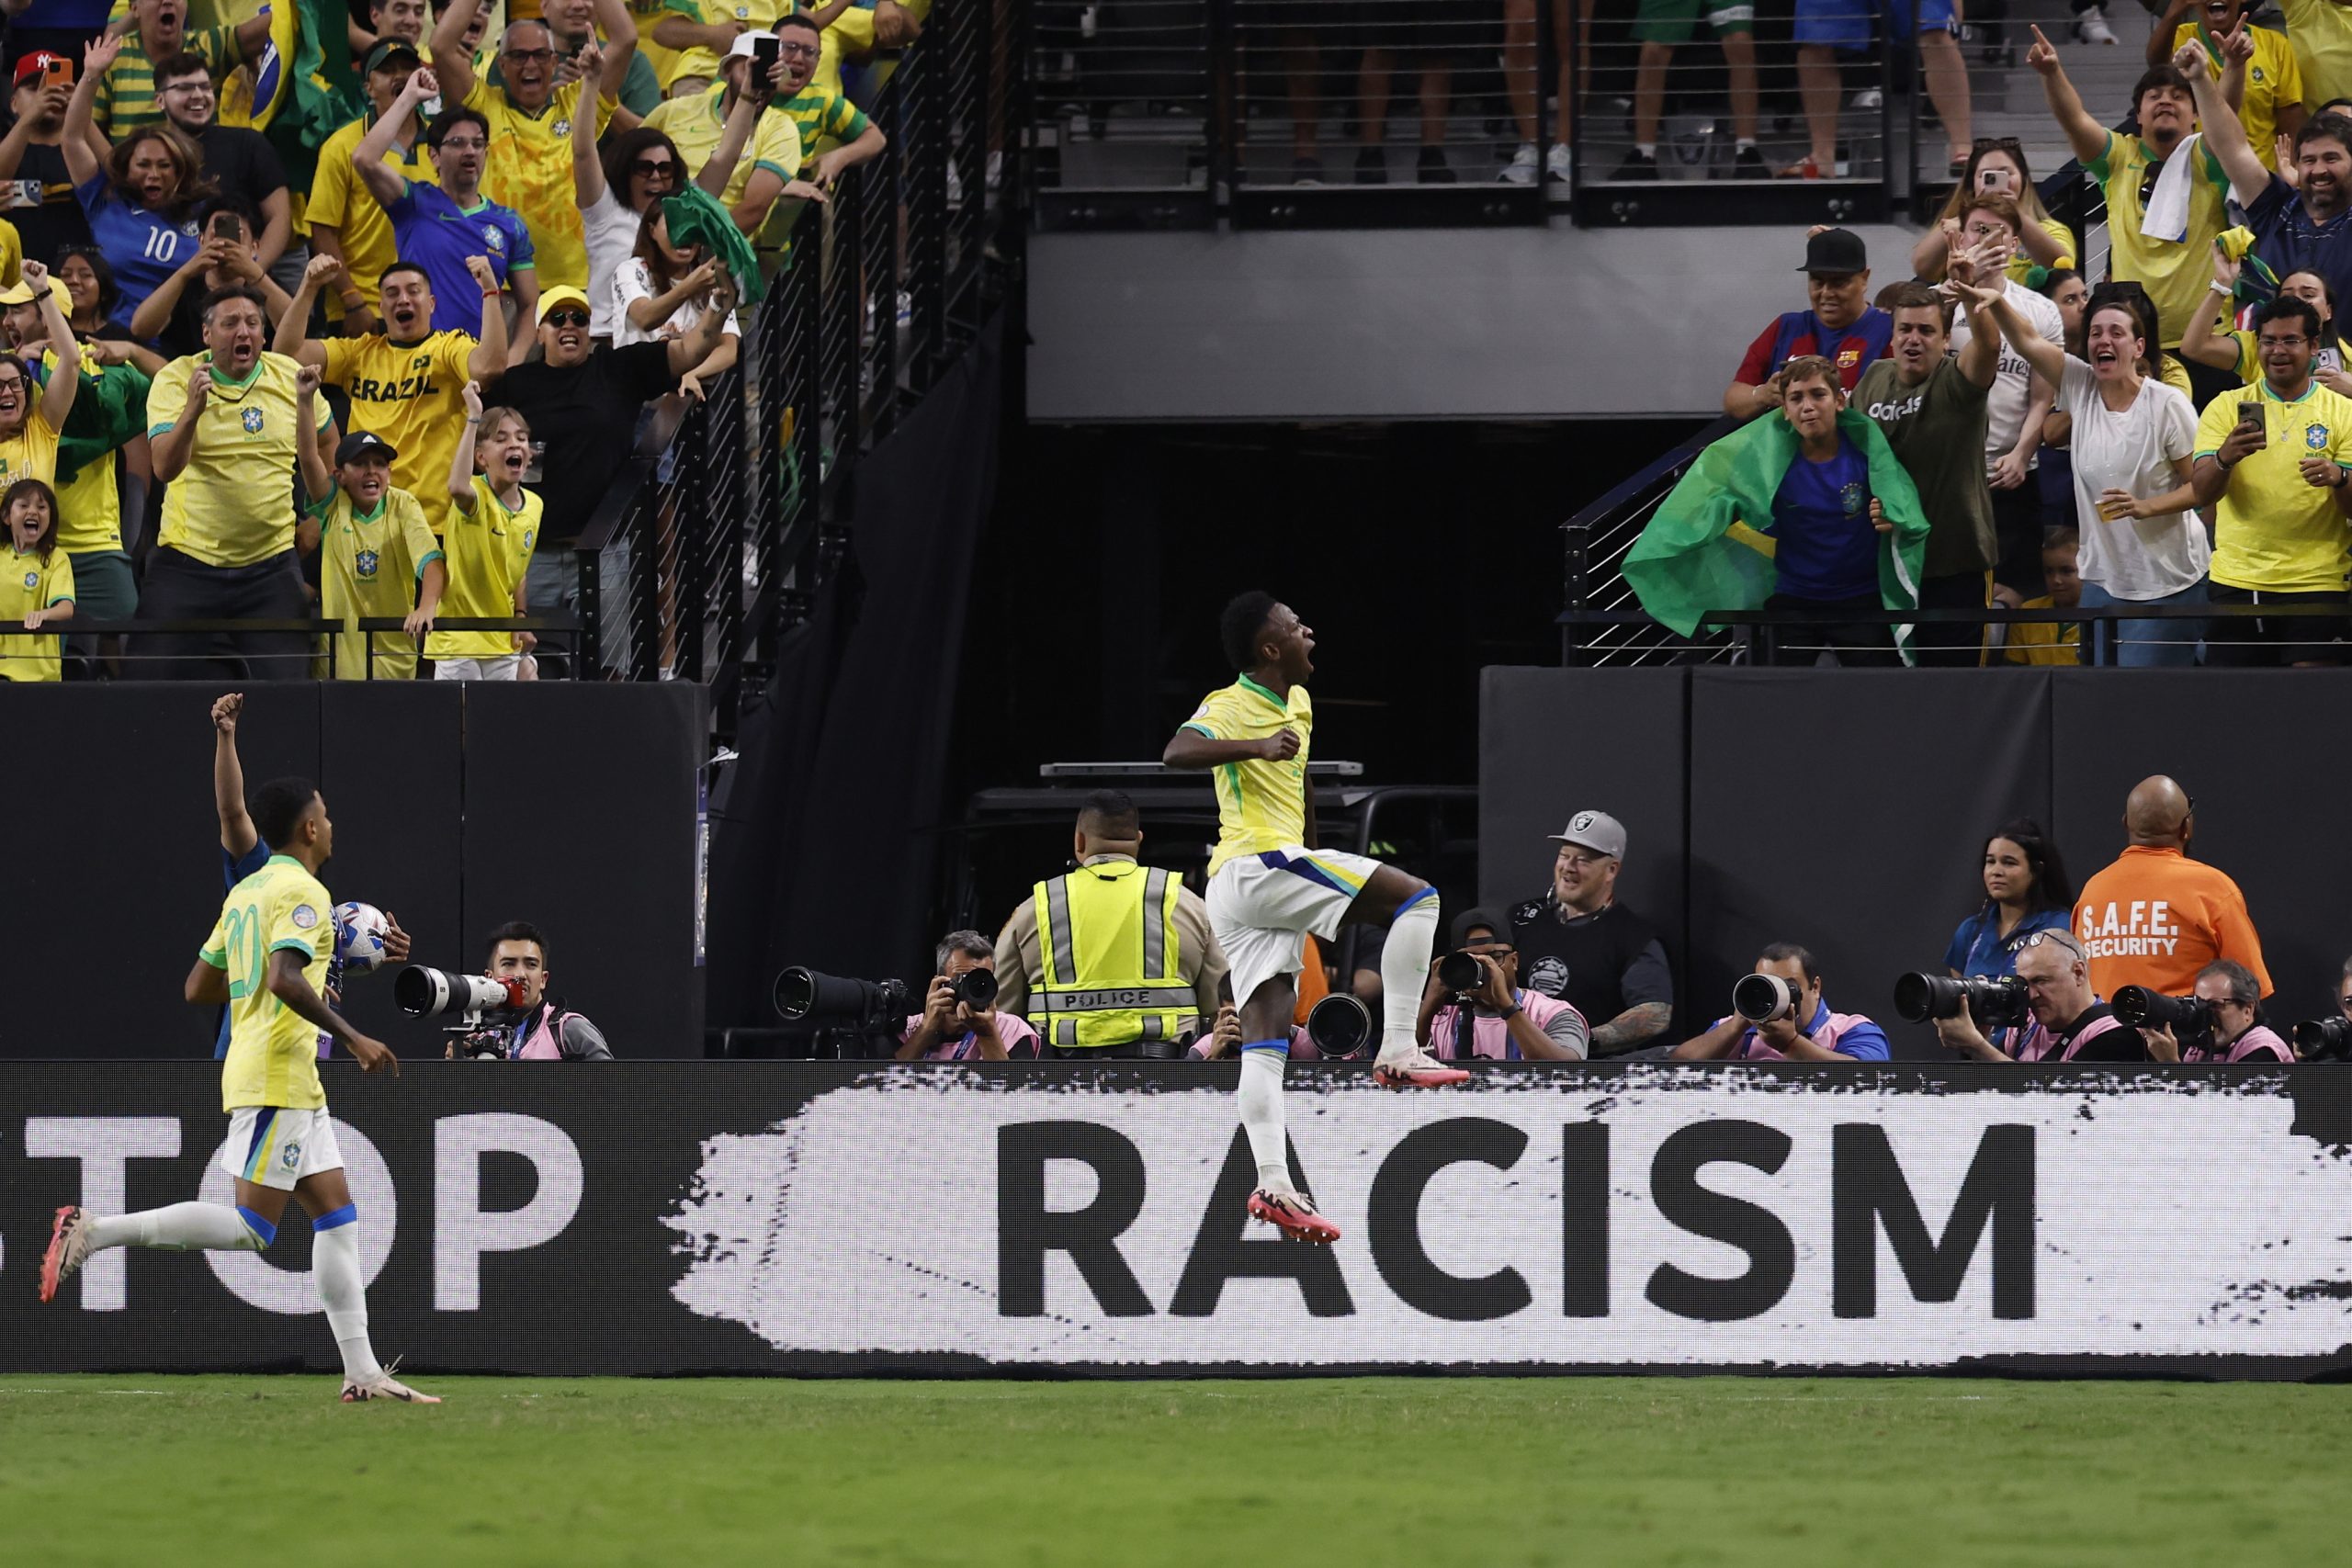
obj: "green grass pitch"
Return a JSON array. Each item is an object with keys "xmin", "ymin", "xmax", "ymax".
[{"xmin": 2, "ymin": 1374, "xmax": 2342, "ymax": 1565}]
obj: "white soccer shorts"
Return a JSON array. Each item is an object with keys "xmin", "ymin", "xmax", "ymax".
[
  {"xmin": 433, "ymin": 655, "xmax": 523, "ymax": 682},
  {"xmin": 220, "ymin": 1107, "xmax": 345, "ymax": 1191},
  {"xmin": 1206, "ymin": 846, "xmax": 1383, "ymax": 1010}
]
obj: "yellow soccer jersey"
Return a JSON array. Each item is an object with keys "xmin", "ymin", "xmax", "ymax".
[
  {"xmin": 2194, "ymin": 378, "xmax": 2352, "ymax": 591},
  {"xmin": 2284, "ymin": 0, "xmax": 2352, "ymax": 107},
  {"xmin": 148, "ymin": 353, "xmax": 334, "ymax": 568},
  {"xmin": 428, "ymin": 475, "xmax": 542, "ymax": 660},
  {"xmin": 315, "ymin": 486, "xmax": 443, "ymax": 680},
  {"xmin": 1182, "ymin": 675, "xmax": 1313, "ymax": 875},
  {"xmin": 322, "ymin": 331, "xmax": 481, "ymax": 533},
  {"xmin": 465, "ymin": 76, "xmax": 612, "ymax": 292},
  {"xmin": 309, "ymin": 113, "xmax": 441, "ymax": 324},
  {"xmin": 2087, "ymin": 131, "xmax": 2231, "ymax": 348},
  {"xmin": 0, "ymin": 544, "xmax": 72, "ymax": 682},
  {"xmin": 643, "ymin": 85, "xmax": 803, "ymax": 208},
  {"xmin": 203, "ymin": 853, "xmax": 333, "ymax": 1112},
  {"xmin": 0, "ymin": 405, "xmax": 60, "ymax": 492},
  {"xmin": 43, "ymin": 351, "xmax": 122, "ymax": 554},
  {"xmin": 670, "ymin": 0, "xmax": 789, "ymax": 85},
  {"xmin": 2172, "ymin": 22, "xmax": 2303, "ymax": 171}
]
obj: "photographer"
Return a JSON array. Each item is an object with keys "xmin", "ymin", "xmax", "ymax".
[
  {"xmin": 2146, "ymin": 960, "xmax": 2293, "ymax": 1063},
  {"xmin": 1416, "ymin": 908, "xmax": 1589, "ymax": 1061},
  {"xmin": 1672, "ymin": 943, "xmax": 1891, "ymax": 1062},
  {"xmin": 897, "ymin": 931, "xmax": 1042, "ymax": 1062},
  {"xmin": 1934, "ymin": 928, "xmax": 2151, "ymax": 1062},
  {"xmin": 450, "ymin": 921, "xmax": 613, "ymax": 1060}
]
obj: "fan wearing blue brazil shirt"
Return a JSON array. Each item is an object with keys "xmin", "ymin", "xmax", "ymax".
[
  {"xmin": 208, "ymin": 694, "xmax": 408, "ymax": 1058},
  {"xmin": 1945, "ymin": 818, "xmax": 2077, "ymax": 984},
  {"xmin": 355, "ymin": 73, "xmax": 537, "ymax": 353}
]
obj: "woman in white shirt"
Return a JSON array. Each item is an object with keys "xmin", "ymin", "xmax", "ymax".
[
  {"xmin": 609, "ymin": 209, "xmax": 742, "ymax": 400},
  {"xmin": 571, "ymin": 90, "xmax": 689, "ymax": 344},
  {"xmin": 1956, "ymin": 277, "xmax": 2207, "ymax": 666}
]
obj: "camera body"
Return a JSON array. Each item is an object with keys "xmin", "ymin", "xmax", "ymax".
[
  {"xmin": 1733, "ymin": 972, "xmax": 1804, "ymax": 1024},
  {"xmin": 2292, "ymin": 1015, "xmax": 2352, "ymax": 1061},
  {"xmin": 1894, "ymin": 972, "xmax": 2031, "ymax": 1030},
  {"xmin": 2111, "ymin": 986, "xmax": 2214, "ymax": 1035}
]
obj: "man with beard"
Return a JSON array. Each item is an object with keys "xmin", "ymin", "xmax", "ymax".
[
  {"xmin": 299, "ymin": 427, "xmax": 445, "ymax": 681},
  {"xmin": 91, "ymin": 0, "xmax": 276, "ymax": 141},
  {"xmin": 1508, "ymin": 811, "xmax": 1674, "ymax": 1057},
  {"xmin": 429, "ymin": 0, "xmax": 641, "ymax": 294},
  {"xmin": 2030, "ymin": 27, "xmax": 2230, "ymax": 371},
  {"xmin": 276, "ymin": 253, "xmax": 509, "ymax": 538},
  {"xmin": 138, "ymin": 285, "xmax": 338, "ymax": 679},
  {"xmin": 151, "ymin": 51, "xmax": 291, "ymax": 286},
  {"xmin": 496, "ymin": 281, "xmax": 729, "ymax": 618},
  {"xmin": 354, "ymin": 73, "xmax": 538, "ymax": 350},
  {"xmin": 0, "ymin": 54, "xmax": 95, "ymax": 268},
  {"xmin": 2187, "ymin": 32, "xmax": 2352, "ymax": 322}
]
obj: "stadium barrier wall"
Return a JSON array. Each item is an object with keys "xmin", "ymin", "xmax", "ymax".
[
  {"xmin": 7, "ymin": 1062, "xmax": 2351, "ymax": 1380},
  {"xmin": 0, "ymin": 682, "xmax": 707, "ymax": 1061},
  {"xmin": 1478, "ymin": 668, "xmax": 2352, "ymax": 1054}
]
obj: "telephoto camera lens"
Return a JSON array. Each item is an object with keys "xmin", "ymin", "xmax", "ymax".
[
  {"xmin": 1733, "ymin": 973, "xmax": 1799, "ymax": 1024},
  {"xmin": 1437, "ymin": 951, "xmax": 1484, "ymax": 993},
  {"xmin": 2111, "ymin": 986, "xmax": 2212, "ymax": 1032},
  {"xmin": 2291, "ymin": 1016, "xmax": 2352, "ymax": 1060},
  {"xmin": 952, "ymin": 967, "xmax": 999, "ymax": 1010},
  {"xmin": 1305, "ymin": 993, "xmax": 1373, "ymax": 1058},
  {"xmin": 1894, "ymin": 972, "xmax": 2030, "ymax": 1028},
  {"xmin": 392, "ymin": 965, "xmax": 514, "ymax": 1019}
]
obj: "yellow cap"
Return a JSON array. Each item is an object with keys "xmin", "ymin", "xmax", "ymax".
[
  {"xmin": 536, "ymin": 285, "xmax": 592, "ymax": 324},
  {"xmin": 0, "ymin": 275, "xmax": 69, "ymax": 313}
]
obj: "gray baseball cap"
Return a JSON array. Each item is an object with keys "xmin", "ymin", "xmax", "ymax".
[{"xmin": 1549, "ymin": 809, "xmax": 1626, "ymax": 860}]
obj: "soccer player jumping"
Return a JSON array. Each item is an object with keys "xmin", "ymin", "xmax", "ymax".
[
  {"xmin": 1163, "ymin": 593, "xmax": 1467, "ymax": 1246},
  {"xmin": 40, "ymin": 778, "xmax": 437, "ymax": 1404}
]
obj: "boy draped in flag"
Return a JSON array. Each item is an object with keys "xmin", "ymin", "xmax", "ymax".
[{"xmin": 1623, "ymin": 355, "xmax": 1931, "ymax": 665}]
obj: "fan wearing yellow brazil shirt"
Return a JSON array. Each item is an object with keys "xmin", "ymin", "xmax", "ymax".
[
  {"xmin": 298, "ymin": 426, "xmax": 447, "ymax": 681},
  {"xmin": 0, "ymin": 478, "xmax": 74, "ymax": 682},
  {"xmin": 1160, "ymin": 593, "xmax": 1468, "ymax": 1248},
  {"xmin": 39, "ymin": 777, "xmax": 437, "ymax": 1405},
  {"xmin": 431, "ymin": 379, "xmax": 543, "ymax": 680},
  {"xmin": 431, "ymin": 0, "xmax": 641, "ymax": 293},
  {"xmin": 277, "ymin": 252, "xmax": 510, "ymax": 536}
]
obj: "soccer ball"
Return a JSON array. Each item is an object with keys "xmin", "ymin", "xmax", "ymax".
[{"xmin": 334, "ymin": 902, "xmax": 391, "ymax": 973}]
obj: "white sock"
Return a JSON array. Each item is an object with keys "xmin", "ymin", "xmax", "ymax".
[
  {"xmin": 1378, "ymin": 891, "xmax": 1441, "ymax": 1058},
  {"xmin": 313, "ymin": 1214, "xmax": 385, "ymax": 1384},
  {"xmin": 1237, "ymin": 1045, "xmax": 1290, "ymax": 1190},
  {"xmin": 1636, "ymin": 142, "xmax": 1657, "ymax": 157},
  {"xmin": 1736, "ymin": 137, "xmax": 1757, "ymax": 152},
  {"xmin": 86, "ymin": 1202, "xmax": 269, "ymax": 1253}
]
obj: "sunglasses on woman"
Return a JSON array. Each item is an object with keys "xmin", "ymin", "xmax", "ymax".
[{"xmin": 630, "ymin": 159, "xmax": 677, "ymax": 180}]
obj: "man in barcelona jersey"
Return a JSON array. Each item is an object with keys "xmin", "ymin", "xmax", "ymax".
[
  {"xmin": 40, "ymin": 778, "xmax": 436, "ymax": 1404},
  {"xmin": 1162, "ymin": 592, "xmax": 1468, "ymax": 1247}
]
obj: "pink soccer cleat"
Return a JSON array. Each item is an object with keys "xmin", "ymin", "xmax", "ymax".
[
  {"xmin": 1373, "ymin": 1046, "xmax": 1472, "ymax": 1089},
  {"xmin": 40, "ymin": 1206, "xmax": 92, "ymax": 1303},
  {"xmin": 1248, "ymin": 1187, "xmax": 1341, "ymax": 1245}
]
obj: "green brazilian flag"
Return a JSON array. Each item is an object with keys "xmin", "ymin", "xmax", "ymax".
[{"xmin": 1621, "ymin": 409, "xmax": 1931, "ymax": 664}]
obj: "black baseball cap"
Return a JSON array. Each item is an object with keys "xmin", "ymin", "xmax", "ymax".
[
  {"xmin": 1798, "ymin": 228, "xmax": 1868, "ymax": 276},
  {"xmin": 363, "ymin": 39, "xmax": 423, "ymax": 75},
  {"xmin": 335, "ymin": 430, "xmax": 399, "ymax": 465}
]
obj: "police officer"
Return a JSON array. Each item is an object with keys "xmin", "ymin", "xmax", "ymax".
[
  {"xmin": 993, "ymin": 791, "xmax": 1230, "ymax": 1058},
  {"xmin": 1509, "ymin": 809, "xmax": 1676, "ymax": 1057}
]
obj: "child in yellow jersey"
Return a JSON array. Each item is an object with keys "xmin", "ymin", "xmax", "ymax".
[
  {"xmin": 300, "ymin": 427, "xmax": 447, "ymax": 680},
  {"xmin": 0, "ymin": 478, "xmax": 72, "ymax": 681},
  {"xmin": 429, "ymin": 381, "xmax": 543, "ymax": 680}
]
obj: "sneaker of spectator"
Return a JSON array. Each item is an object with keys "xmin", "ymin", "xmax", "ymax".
[
  {"xmin": 1497, "ymin": 141, "xmax": 1539, "ymax": 184},
  {"xmin": 2076, "ymin": 5, "xmax": 2119, "ymax": 44}
]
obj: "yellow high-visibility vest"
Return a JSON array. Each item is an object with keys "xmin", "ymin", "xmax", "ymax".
[{"xmin": 1028, "ymin": 860, "xmax": 1198, "ymax": 1049}]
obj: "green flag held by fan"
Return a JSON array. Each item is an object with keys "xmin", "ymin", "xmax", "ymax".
[
  {"xmin": 1621, "ymin": 409, "xmax": 1930, "ymax": 664},
  {"xmin": 662, "ymin": 186, "xmax": 767, "ymax": 305}
]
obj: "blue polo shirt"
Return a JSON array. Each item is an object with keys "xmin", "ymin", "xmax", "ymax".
[
  {"xmin": 211, "ymin": 838, "xmax": 270, "ymax": 1059},
  {"xmin": 385, "ymin": 181, "xmax": 537, "ymax": 335},
  {"xmin": 1944, "ymin": 904, "xmax": 2070, "ymax": 981},
  {"xmin": 1719, "ymin": 998, "xmax": 1893, "ymax": 1061},
  {"xmin": 1771, "ymin": 434, "xmax": 1879, "ymax": 602},
  {"xmin": 2245, "ymin": 176, "xmax": 2352, "ymax": 330}
]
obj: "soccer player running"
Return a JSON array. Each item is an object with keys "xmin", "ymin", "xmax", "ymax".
[
  {"xmin": 1162, "ymin": 592, "xmax": 1467, "ymax": 1247},
  {"xmin": 41, "ymin": 778, "xmax": 437, "ymax": 1404}
]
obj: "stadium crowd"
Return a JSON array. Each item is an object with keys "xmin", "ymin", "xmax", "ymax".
[
  {"xmin": 0, "ymin": 0, "xmax": 911, "ymax": 682},
  {"xmin": 884, "ymin": 781, "xmax": 2346, "ymax": 1065},
  {"xmin": 1626, "ymin": 9, "xmax": 2352, "ymax": 670}
]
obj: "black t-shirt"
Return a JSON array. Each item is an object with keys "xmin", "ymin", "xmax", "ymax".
[
  {"xmin": 1508, "ymin": 896, "xmax": 1673, "ymax": 1054},
  {"xmin": 191, "ymin": 124, "xmax": 287, "ymax": 217},
  {"xmin": 3, "ymin": 141, "xmax": 94, "ymax": 268},
  {"xmin": 2053, "ymin": 1004, "xmax": 2152, "ymax": 1063},
  {"xmin": 496, "ymin": 342, "xmax": 677, "ymax": 545}
]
